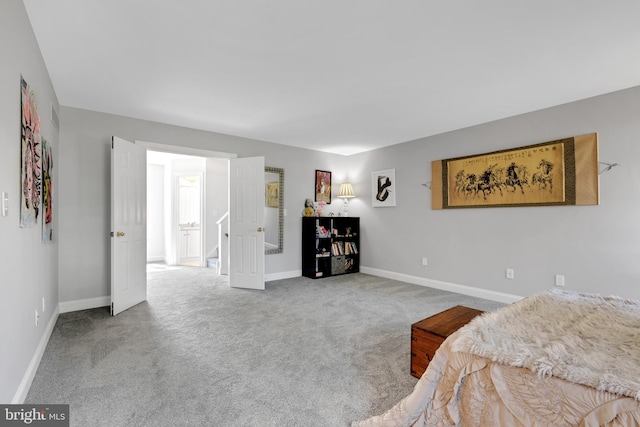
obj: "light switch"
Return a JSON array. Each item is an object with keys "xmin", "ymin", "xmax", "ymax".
[{"xmin": 1, "ymin": 192, "xmax": 8, "ymax": 217}]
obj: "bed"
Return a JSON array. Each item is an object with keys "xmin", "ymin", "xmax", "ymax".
[{"xmin": 352, "ymin": 289, "xmax": 640, "ymax": 426}]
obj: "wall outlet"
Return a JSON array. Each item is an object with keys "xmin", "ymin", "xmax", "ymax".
[
  {"xmin": 506, "ymin": 268, "xmax": 515, "ymax": 279},
  {"xmin": 555, "ymin": 274, "xmax": 565, "ymax": 287},
  {"xmin": 35, "ymin": 309, "xmax": 39, "ymax": 327},
  {"xmin": 421, "ymin": 257, "xmax": 428, "ymax": 266}
]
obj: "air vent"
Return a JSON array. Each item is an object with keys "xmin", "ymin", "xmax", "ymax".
[{"xmin": 50, "ymin": 104, "xmax": 59, "ymax": 130}]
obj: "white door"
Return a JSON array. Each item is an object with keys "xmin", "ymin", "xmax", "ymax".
[
  {"xmin": 229, "ymin": 157, "xmax": 265, "ymax": 290},
  {"xmin": 111, "ymin": 136, "xmax": 147, "ymax": 315}
]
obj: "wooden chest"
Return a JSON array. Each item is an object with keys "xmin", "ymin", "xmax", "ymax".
[{"xmin": 410, "ymin": 305, "xmax": 484, "ymax": 379}]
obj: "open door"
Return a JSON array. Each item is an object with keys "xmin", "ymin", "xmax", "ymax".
[
  {"xmin": 229, "ymin": 157, "xmax": 265, "ymax": 290},
  {"xmin": 111, "ymin": 136, "xmax": 147, "ymax": 315}
]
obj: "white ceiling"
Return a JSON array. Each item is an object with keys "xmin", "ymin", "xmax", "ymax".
[{"xmin": 23, "ymin": 1, "xmax": 640, "ymax": 155}]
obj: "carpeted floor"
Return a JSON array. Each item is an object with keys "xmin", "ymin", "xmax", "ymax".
[{"xmin": 26, "ymin": 267, "xmax": 504, "ymax": 426}]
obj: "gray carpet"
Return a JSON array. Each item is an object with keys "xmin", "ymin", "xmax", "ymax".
[{"xmin": 26, "ymin": 267, "xmax": 504, "ymax": 426}]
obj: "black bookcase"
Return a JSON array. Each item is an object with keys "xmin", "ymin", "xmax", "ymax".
[{"xmin": 302, "ymin": 217, "xmax": 360, "ymax": 279}]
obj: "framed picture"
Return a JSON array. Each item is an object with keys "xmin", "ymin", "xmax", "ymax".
[
  {"xmin": 20, "ymin": 76, "xmax": 42, "ymax": 228},
  {"xmin": 315, "ymin": 170, "xmax": 331, "ymax": 204},
  {"xmin": 372, "ymin": 169, "xmax": 396, "ymax": 207},
  {"xmin": 265, "ymin": 182, "xmax": 279, "ymax": 208},
  {"xmin": 430, "ymin": 133, "xmax": 599, "ymax": 209},
  {"xmin": 42, "ymin": 138, "xmax": 53, "ymax": 241}
]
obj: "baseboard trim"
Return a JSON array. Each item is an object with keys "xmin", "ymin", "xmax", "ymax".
[
  {"xmin": 59, "ymin": 296, "xmax": 110, "ymax": 314},
  {"xmin": 360, "ymin": 267, "xmax": 523, "ymax": 304},
  {"xmin": 266, "ymin": 270, "xmax": 301, "ymax": 282},
  {"xmin": 12, "ymin": 304, "xmax": 60, "ymax": 403}
]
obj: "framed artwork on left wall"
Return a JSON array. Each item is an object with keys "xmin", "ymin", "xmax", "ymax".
[
  {"xmin": 42, "ymin": 138, "xmax": 53, "ymax": 241},
  {"xmin": 20, "ymin": 76, "xmax": 42, "ymax": 228}
]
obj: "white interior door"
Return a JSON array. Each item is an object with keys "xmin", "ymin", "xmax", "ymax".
[
  {"xmin": 229, "ymin": 157, "xmax": 265, "ymax": 290},
  {"xmin": 111, "ymin": 136, "xmax": 147, "ymax": 315}
]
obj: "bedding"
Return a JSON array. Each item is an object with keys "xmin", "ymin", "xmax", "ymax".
[{"xmin": 353, "ymin": 289, "xmax": 640, "ymax": 427}]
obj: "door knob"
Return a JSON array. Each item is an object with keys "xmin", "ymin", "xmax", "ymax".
[
  {"xmin": 116, "ymin": 231, "xmax": 125, "ymax": 237},
  {"xmin": 257, "ymin": 227, "xmax": 264, "ymax": 232}
]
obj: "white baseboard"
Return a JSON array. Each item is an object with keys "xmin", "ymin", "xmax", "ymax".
[
  {"xmin": 59, "ymin": 296, "xmax": 110, "ymax": 314},
  {"xmin": 266, "ymin": 270, "xmax": 301, "ymax": 282},
  {"xmin": 360, "ymin": 266, "xmax": 523, "ymax": 304},
  {"xmin": 147, "ymin": 256, "xmax": 165, "ymax": 263},
  {"xmin": 12, "ymin": 304, "xmax": 60, "ymax": 403}
]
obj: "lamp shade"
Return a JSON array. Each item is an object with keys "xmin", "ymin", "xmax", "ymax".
[{"xmin": 338, "ymin": 182, "xmax": 355, "ymax": 198}]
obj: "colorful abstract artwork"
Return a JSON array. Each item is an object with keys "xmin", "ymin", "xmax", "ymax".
[
  {"xmin": 20, "ymin": 76, "xmax": 42, "ymax": 227},
  {"xmin": 42, "ymin": 138, "xmax": 53, "ymax": 241}
]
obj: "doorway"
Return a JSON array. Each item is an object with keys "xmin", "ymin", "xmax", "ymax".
[
  {"xmin": 145, "ymin": 145, "xmax": 231, "ymax": 270},
  {"xmin": 176, "ymin": 173, "xmax": 203, "ymax": 266}
]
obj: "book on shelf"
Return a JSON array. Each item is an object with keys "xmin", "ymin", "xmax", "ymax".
[
  {"xmin": 331, "ymin": 241, "xmax": 344, "ymax": 256},
  {"xmin": 345, "ymin": 258, "xmax": 355, "ymax": 272},
  {"xmin": 344, "ymin": 242, "xmax": 358, "ymax": 255}
]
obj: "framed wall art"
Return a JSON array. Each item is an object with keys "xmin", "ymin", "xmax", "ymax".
[
  {"xmin": 431, "ymin": 133, "xmax": 599, "ymax": 209},
  {"xmin": 372, "ymin": 168, "xmax": 396, "ymax": 207},
  {"xmin": 42, "ymin": 137, "xmax": 53, "ymax": 241},
  {"xmin": 20, "ymin": 76, "xmax": 42, "ymax": 228},
  {"xmin": 265, "ymin": 181, "xmax": 279, "ymax": 208},
  {"xmin": 315, "ymin": 170, "xmax": 331, "ymax": 204}
]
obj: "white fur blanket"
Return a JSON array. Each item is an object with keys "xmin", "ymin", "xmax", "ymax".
[{"xmin": 452, "ymin": 289, "xmax": 640, "ymax": 399}]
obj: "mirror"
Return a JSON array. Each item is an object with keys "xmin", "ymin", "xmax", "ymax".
[{"xmin": 265, "ymin": 167, "xmax": 284, "ymax": 254}]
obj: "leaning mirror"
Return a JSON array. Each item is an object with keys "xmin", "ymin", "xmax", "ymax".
[{"xmin": 265, "ymin": 167, "xmax": 284, "ymax": 254}]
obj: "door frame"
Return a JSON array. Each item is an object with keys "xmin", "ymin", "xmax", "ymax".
[{"xmin": 138, "ymin": 141, "xmax": 236, "ymax": 270}]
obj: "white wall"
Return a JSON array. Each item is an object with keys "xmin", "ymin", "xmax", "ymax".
[
  {"xmin": 0, "ymin": 0, "xmax": 60, "ymax": 403},
  {"xmin": 351, "ymin": 86, "xmax": 640, "ymax": 301},
  {"xmin": 146, "ymin": 164, "xmax": 165, "ymax": 262},
  {"xmin": 205, "ymin": 158, "xmax": 229, "ymax": 259}
]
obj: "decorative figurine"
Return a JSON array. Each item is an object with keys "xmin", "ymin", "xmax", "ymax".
[{"xmin": 302, "ymin": 198, "xmax": 315, "ymax": 217}]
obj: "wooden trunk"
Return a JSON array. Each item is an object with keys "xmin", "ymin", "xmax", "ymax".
[{"xmin": 410, "ymin": 305, "xmax": 484, "ymax": 379}]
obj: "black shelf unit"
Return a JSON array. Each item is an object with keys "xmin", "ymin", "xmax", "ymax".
[{"xmin": 302, "ymin": 216, "xmax": 360, "ymax": 279}]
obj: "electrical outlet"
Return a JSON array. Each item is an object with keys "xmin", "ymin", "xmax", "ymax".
[
  {"xmin": 555, "ymin": 275, "xmax": 565, "ymax": 287},
  {"xmin": 506, "ymin": 269, "xmax": 514, "ymax": 279},
  {"xmin": 421, "ymin": 257, "xmax": 428, "ymax": 266},
  {"xmin": 35, "ymin": 309, "xmax": 39, "ymax": 327}
]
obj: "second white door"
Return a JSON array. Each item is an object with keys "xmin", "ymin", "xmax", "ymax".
[{"xmin": 229, "ymin": 157, "xmax": 265, "ymax": 290}]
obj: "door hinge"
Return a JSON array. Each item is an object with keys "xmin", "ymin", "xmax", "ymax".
[
  {"xmin": 110, "ymin": 231, "xmax": 114, "ymax": 237},
  {"xmin": 110, "ymin": 303, "xmax": 114, "ymax": 316}
]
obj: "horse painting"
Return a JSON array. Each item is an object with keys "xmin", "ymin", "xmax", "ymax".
[{"xmin": 532, "ymin": 159, "xmax": 554, "ymax": 193}]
